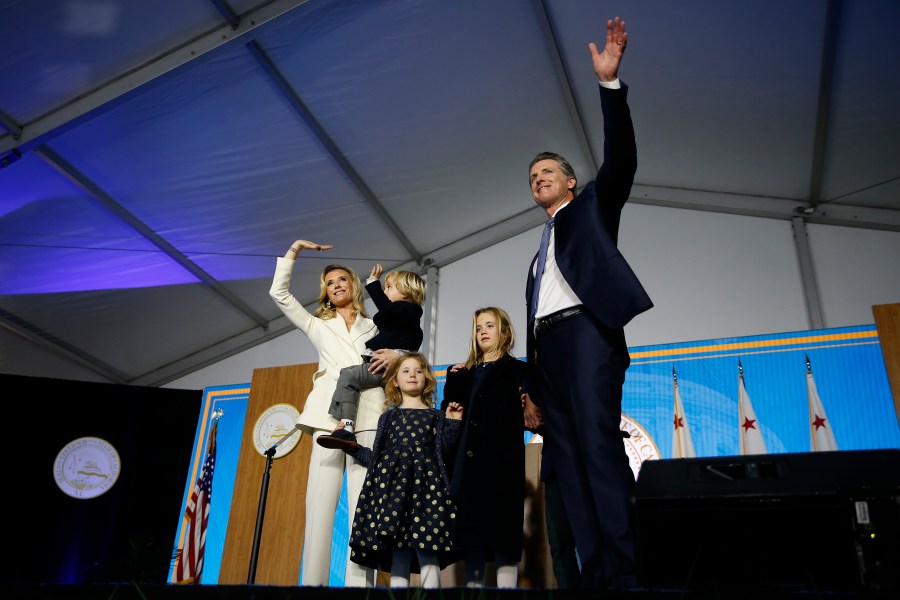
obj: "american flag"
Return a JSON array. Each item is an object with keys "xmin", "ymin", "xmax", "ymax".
[{"xmin": 175, "ymin": 417, "xmax": 218, "ymax": 584}]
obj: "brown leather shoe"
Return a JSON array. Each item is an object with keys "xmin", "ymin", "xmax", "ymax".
[{"xmin": 317, "ymin": 428, "xmax": 360, "ymax": 453}]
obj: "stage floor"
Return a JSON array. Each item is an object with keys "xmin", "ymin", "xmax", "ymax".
[{"xmin": 3, "ymin": 583, "xmax": 894, "ymax": 600}]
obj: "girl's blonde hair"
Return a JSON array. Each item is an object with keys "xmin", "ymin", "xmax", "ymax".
[
  {"xmin": 385, "ymin": 270, "xmax": 427, "ymax": 305},
  {"xmin": 315, "ymin": 264, "xmax": 368, "ymax": 319},
  {"xmin": 465, "ymin": 307, "xmax": 515, "ymax": 368},
  {"xmin": 383, "ymin": 352, "xmax": 437, "ymax": 408}
]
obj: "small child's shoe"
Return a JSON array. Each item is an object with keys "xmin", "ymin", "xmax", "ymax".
[{"xmin": 317, "ymin": 428, "xmax": 360, "ymax": 453}]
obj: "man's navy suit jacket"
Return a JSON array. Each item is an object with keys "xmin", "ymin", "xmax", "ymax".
[{"xmin": 525, "ymin": 83, "xmax": 653, "ymax": 373}]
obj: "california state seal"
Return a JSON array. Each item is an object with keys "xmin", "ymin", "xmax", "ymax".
[
  {"xmin": 620, "ymin": 412, "xmax": 661, "ymax": 479},
  {"xmin": 253, "ymin": 403, "xmax": 302, "ymax": 458},
  {"xmin": 54, "ymin": 437, "xmax": 121, "ymax": 499}
]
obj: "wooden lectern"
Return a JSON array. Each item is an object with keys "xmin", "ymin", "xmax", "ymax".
[
  {"xmin": 873, "ymin": 303, "xmax": 900, "ymax": 427},
  {"xmin": 219, "ymin": 364, "xmax": 316, "ymax": 585}
]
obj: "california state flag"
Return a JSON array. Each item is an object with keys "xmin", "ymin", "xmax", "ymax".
[
  {"xmin": 807, "ymin": 365, "xmax": 838, "ymax": 451},
  {"xmin": 672, "ymin": 368, "xmax": 696, "ymax": 458},
  {"xmin": 738, "ymin": 363, "xmax": 768, "ymax": 455}
]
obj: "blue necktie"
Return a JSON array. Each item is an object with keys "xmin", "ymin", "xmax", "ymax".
[{"xmin": 530, "ymin": 216, "xmax": 554, "ymax": 323}]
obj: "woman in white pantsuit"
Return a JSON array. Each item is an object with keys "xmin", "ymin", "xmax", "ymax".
[{"xmin": 270, "ymin": 239, "xmax": 396, "ymax": 587}]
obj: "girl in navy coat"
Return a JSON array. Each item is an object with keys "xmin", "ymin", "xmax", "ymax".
[{"xmin": 441, "ymin": 307, "xmax": 528, "ymax": 588}]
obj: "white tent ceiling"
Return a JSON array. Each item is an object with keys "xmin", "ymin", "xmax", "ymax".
[{"xmin": 2, "ymin": 0, "xmax": 899, "ymax": 386}]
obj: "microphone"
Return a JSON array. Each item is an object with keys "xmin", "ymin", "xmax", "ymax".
[{"xmin": 265, "ymin": 423, "xmax": 302, "ymax": 456}]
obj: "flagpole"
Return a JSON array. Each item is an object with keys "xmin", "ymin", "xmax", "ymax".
[
  {"xmin": 738, "ymin": 360, "xmax": 746, "ymax": 455},
  {"xmin": 807, "ymin": 355, "xmax": 816, "ymax": 451},
  {"xmin": 175, "ymin": 407, "xmax": 223, "ymax": 584},
  {"xmin": 806, "ymin": 355, "xmax": 838, "ymax": 451},
  {"xmin": 673, "ymin": 366, "xmax": 684, "ymax": 458},
  {"xmin": 737, "ymin": 360, "xmax": 768, "ymax": 455},
  {"xmin": 672, "ymin": 365, "xmax": 696, "ymax": 458}
]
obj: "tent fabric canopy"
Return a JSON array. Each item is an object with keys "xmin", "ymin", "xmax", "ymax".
[{"xmin": 1, "ymin": 0, "xmax": 899, "ymax": 386}]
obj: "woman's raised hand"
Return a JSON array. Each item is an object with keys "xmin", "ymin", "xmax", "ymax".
[{"xmin": 285, "ymin": 240, "xmax": 334, "ymax": 259}]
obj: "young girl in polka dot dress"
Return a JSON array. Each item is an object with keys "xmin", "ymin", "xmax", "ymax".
[{"xmin": 331, "ymin": 352, "xmax": 463, "ymax": 588}]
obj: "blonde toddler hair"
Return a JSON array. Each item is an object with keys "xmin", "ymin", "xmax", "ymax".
[{"xmin": 385, "ymin": 270, "xmax": 426, "ymax": 306}]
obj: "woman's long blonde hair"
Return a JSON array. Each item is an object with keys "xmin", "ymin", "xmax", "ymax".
[
  {"xmin": 383, "ymin": 352, "xmax": 437, "ymax": 409},
  {"xmin": 465, "ymin": 307, "xmax": 515, "ymax": 368},
  {"xmin": 315, "ymin": 264, "xmax": 368, "ymax": 319}
]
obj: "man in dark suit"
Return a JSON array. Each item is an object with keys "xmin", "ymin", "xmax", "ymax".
[{"xmin": 523, "ymin": 17, "xmax": 653, "ymax": 591}]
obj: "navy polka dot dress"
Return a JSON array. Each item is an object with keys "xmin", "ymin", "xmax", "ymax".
[{"xmin": 350, "ymin": 407, "xmax": 461, "ymax": 572}]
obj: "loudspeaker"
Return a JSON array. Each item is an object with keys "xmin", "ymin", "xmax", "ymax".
[{"xmin": 633, "ymin": 449, "xmax": 900, "ymax": 592}]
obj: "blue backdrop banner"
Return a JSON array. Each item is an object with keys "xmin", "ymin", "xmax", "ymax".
[{"xmin": 173, "ymin": 324, "xmax": 900, "ymax": 585}]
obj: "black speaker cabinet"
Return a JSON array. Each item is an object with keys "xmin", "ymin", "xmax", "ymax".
[{"xmin": 633, "ymin": 449, "xmax": 900, "ymax": 593}]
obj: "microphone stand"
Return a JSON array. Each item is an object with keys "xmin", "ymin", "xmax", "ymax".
[{"xmin": 247, "ymin": 424, "xmax": 301, "ymax": 584}]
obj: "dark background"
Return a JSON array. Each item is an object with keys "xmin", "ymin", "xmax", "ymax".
[{"xmin": 2, "ymin": 374, "xmax": 201, "ymax": 584}]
